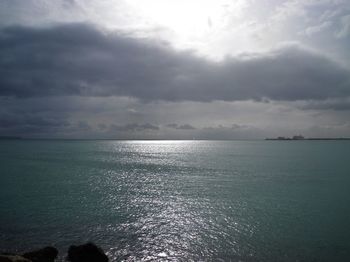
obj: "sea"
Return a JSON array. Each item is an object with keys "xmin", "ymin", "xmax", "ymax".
[{"xmin": 0, "ymin": 140, "xmax": 350, "ymax": 261}]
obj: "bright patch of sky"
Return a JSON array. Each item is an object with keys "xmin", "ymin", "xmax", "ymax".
[{"xmin": 1, "ymin": 0, "xmax": 349, "ymax": 62}]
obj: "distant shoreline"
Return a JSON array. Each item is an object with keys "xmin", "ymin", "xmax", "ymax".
[{"xmin": 265, "ymin": 138, "xmax": 350, "ymax": 141}]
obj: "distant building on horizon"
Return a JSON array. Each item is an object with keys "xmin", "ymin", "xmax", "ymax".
[{"xmin": 266, "ymin": 135, "xmax": 305, "ymax": 140}]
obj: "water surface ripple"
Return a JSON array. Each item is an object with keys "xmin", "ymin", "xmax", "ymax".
[{"xmin": 1, "ymin": 140, "xmax": 350, "ymax": 261}]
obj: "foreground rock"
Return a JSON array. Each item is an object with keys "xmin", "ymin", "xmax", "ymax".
[
  {"xmin": 1, "ymin": 242, "xmax": 108, "ymax": 262},
  {"xmin": 67, "ymin": 242, "xmax": 108, "ymax": 262},
  {"xmin": 22, "ymin": 246, "xmax": 58, "ymax": 262},
  {"xmin": 0, "ymin": 255, "xmax": 31, "ymax": 262}
]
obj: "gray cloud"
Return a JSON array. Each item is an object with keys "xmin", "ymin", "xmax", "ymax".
[
  {"xmin": 1, "ymin": 22, "xmax": 350, "ymax": 139},
  {"xmin": 304, "ymin": 21, "xmax": 333, "ymax": 36},
  {"xmin": 336, "ymin": 14, "xmax": 350, "ymax": 38},
  {"xmin": 297, "ymin": 98, "xmax": 350, "ymax": 111},
  {"xmin": 1, "ymin": 23, "xmax": 349, "ymax": 102},
  {"xmin": 196, "ymin": 124, "xmax": 262, "ymax": 140},
  {"xmin": 166, "ymin": 123, "xmax": 196, "ymax": 130},
  {"xmin": 1, "ymin": 94, "xmax": 349, "ymax": 139},
  {"xmin": 77, "ymin": 120, "xmax": 91, "ymax": 131},
  {"xmin": 110, "ymin": 123, "xmax": 159, "ymax": 132},
  {"xmin": 0, "ymin": 111, "xmax": 70, "ymax": 136}
]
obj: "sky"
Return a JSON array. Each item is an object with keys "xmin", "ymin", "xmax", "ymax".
[{"xmin": 0, "ymin": 0, "xmax": 350, "ymax": 139}]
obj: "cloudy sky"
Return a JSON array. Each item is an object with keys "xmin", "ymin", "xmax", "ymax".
[{"xmin": 0, "ymin": 0, "xmax": 350, "ymax": 139}]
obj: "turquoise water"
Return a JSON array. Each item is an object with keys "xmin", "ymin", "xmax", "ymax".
[{"xmin": 0, "ymin": 140, "xmax": 350, "ymax": 261}]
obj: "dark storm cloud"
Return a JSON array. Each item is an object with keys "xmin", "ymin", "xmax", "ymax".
[{"xmin": 0, "ymin": 23, "xmax": 350, "ymax": 102}]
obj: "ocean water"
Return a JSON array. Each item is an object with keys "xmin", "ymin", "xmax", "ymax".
[{"xmin": 0, "ymin": 140, "xmax": 350, "ymax": 261}]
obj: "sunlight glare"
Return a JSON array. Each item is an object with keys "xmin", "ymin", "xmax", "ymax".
[{"xmin": 127, "ymin": 0, "xmax": 234, "ymax": 38}]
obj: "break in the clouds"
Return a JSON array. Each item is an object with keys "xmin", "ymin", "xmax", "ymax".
[{"xmin": 0, "ymin": 0, "xmax": 350, "ymax": 139}]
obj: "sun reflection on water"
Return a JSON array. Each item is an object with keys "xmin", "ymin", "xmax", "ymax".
[{"xmin": 91, "ymin": 141, "xmax": 249, "ymax": 260}]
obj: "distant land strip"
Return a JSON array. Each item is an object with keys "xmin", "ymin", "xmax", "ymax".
[{"xmin": 265, "ymin": 137, "xmax": 350, "ymax": 141}]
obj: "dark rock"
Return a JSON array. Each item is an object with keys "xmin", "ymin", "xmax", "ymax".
[
  {"xmin": 22, "ymin": 246, "xmax": 58, "ymax": 262},
  {"xmin": 67, "ymin": 243, "xmax": 108, "ymax": 262},
  {"xmin": 0, "ymin": 255, "xmax": 31, "ymax": 262}
]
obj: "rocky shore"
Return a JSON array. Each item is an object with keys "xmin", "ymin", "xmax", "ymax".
[{"xmin": 0, "ymin": 243, "xmax": 108, "ymax": 262}]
